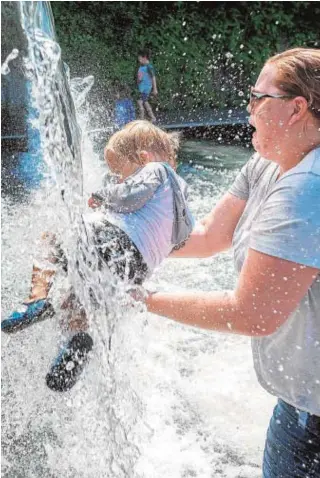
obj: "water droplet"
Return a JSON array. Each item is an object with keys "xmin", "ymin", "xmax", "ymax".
[
  {"xmin": 66, "ymin": 361, "xmax": 75, "ymax": 371},
  {"xmin": 1, "ymin": 48, "xmax": 19, "ymax": 75}
]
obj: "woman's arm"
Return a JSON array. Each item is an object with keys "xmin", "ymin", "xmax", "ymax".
[
  {"xmin": 171, "ymin": 192, "xmax": 247, "ymax": 258},
  {"xmin": 146, "ymin": 248, "xmax": 318, "ymax": 337}
]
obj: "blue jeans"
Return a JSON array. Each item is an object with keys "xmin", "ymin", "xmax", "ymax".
[{"xmin": 263, "ymin": 399, "xmax": 320, "ymax": 477}]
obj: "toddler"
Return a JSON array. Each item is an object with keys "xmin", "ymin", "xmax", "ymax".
[{"xmin": 2, "ymin": 121, "xmax": 194, "ymax": 391}]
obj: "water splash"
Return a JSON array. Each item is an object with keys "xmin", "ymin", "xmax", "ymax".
[
  {"xmin": 1, "ymin": 48, "xmax": 19, "ymax": 75},
  {"xmin": 2, "ymin": 2, "xmax": 146, "ymax": 477},
  {"xmin": 20, "ymin": 1, "xmax": 83, "ymax": 217}
]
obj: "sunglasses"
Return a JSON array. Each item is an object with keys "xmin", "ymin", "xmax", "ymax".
[
  {"xmin": 249, "ymin": 90, "xmax": 320, "ymax": 119},
  {"xmin": 249, "ymin": 90, "xmax": 295, "ymax": 105}
]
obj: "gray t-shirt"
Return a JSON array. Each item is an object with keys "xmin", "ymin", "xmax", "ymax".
[{"xmin": 229, "ymin": 147, "xmax": 320, "ymax": 415}]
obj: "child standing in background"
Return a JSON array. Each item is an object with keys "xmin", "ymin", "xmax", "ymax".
[{"xmin": 137, "ymin": 49, "xmax": 158, "ymax": 123}]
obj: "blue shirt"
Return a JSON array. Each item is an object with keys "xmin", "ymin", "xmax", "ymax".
[
  {"xmin": 114, "ymin": 99, "xmax": 136, "ymax": 127},
  {"xmin": 137, "ymin": 64, "xmax": 155, "ymax": 94}
]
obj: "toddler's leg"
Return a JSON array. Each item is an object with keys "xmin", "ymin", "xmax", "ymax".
[
  {"xmin": 46, "ymin": 295, "xmax": 93, "ymax": 392},
  {"xmin": 137, "ymin": 99, "xmax": 145, "ymax": 119},
  {"xmin": 61, "ymin": 292, "xmax": 89, "ymax": 332},
  {"xmin": 46, "ymin": 229, "xmax": 94, "ymax": 392},
  {"xmin": 25, "ymin": 232, "xmax": 67, "ymax": 303},
  {"xmin": 1, "ymin": 232, "xmax": 66, "ymax": 333},
  {"xmin": 144, "ymin": 101, "xmax": 156, "ymax": 123},
  {"xmin": 97, "ymin": 226, "xmax": 149, "ymax": 350}
]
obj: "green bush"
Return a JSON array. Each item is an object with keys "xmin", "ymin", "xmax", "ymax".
[{"xmin": 52, "ymin": 1, "xmax": 319, "ymax": 111}]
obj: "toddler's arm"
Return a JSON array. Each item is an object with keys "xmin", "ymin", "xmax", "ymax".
[{"xmin": 92, "ymin": 164, "xmax": 165, "ymax": 213}]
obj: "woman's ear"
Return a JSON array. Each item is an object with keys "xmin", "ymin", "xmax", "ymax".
[{"xmin": 288, "ymin": 96, "xmax": 309, "ymax": 126}]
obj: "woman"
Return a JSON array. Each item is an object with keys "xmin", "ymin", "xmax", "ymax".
[{"xmin": 142, "ymin": 48, "xmax": 320, "ymax": 477}]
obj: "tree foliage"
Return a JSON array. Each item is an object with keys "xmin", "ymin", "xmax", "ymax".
[{"xmin": 51, "ymin": 1, "xmax": 319, "ymax": 111}]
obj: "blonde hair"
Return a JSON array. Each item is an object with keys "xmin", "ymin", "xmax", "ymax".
[
  {"xmin": 266, "ymin": 48, "xmax": 320, "ymax": 120},
  {"xmin": 105, "ymin": 120, "xmax": 180, "ymax": 168}
]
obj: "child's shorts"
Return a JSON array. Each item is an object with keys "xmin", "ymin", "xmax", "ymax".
[
  {"xmin": 139, "ymin": 92, "xmax": 151, "ymax": 103},
  {"xmin": 78, "ymin": 218, "xmax": 149, "ymax": 287},
  {"xmin": 95, "ymin": 221, "xmax": 148, "ymax": 285}
]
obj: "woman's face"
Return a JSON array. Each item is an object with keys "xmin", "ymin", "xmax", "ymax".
[{"xmin": 248, "ymin": 64, "xmax": 294, "ymax": 161}]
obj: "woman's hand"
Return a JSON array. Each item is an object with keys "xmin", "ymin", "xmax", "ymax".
[{"xmin": 128, "ymin": 286, "xmax": 152, "ymax": 304}]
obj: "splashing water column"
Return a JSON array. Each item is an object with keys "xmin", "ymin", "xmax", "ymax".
[
  {"xmin": 1, "ymin": 2, "xmax": 56, "ymax": 189},
  {"xmin": 13, "ymin": 81, "xmax": 45, "ymax": 187},
  {"xmin": 3, "ymin": 0, "xmax": 84, "ymax": 212},
  {"xmin": 2, "ymin": 3, "xmax": 146, "ymax": 476}
]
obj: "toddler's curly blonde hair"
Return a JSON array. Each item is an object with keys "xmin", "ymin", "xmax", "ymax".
[{"xmin": 105, "ymin": 120, "xmax": 180, "ymax": 169}]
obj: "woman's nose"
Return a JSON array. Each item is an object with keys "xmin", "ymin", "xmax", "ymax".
[{"xmin": 246, "ymin": 102, "xmax": 251, "ymax": 114}]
